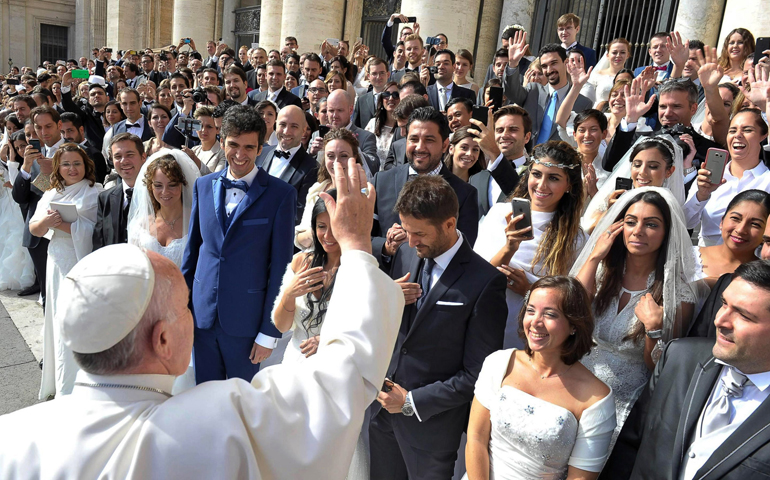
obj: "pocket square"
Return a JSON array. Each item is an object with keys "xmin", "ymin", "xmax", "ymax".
[{"xmin": 436, "ymin": 301, "xmax": 463, "ymax": 306}]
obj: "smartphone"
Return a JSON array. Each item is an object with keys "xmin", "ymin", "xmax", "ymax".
[
  {"xmin": 510, "ymin": 198, "xmax": 533, "ymax": 238},
  {"xmin": 327, "ymin": 38, "xmax": 340, "ymax": 47},
  {"xmin": 356, "ymin": 37, "xmax": 363, "ymax": 45},
  {"xmin": 318, "ymin": 125, "xmax": 331, "ymax": 138},
  {"xmin": 471, "ymin": 105, "xmax": 490, "ymax": 126},
  {"xmin": 705, "ymin": 147, "xmax": 729, "ymax": 184},
  {"xmin": 382, "ymin": 378, "xmax": 394, "ymax": 393},
  {"xmin": 71, "ymin": 69, "xmax": 90, "ymax": 79},
  {"xmin": 425, "ymin": 36, "xmax": 441, "ymax": 46},
  {"xmin": 489, "ymin": 86, "xmax": 504, "ymax": 111},
  {"xmin": 183, "ymin": 38, "xmax": 191, "ymax": 44},
  {"xmin": 104, "ymin": 47, "xmax": 113, "ymax": 53},
  {"xmin": 6, "ymin": 78, "xmax": 19, "ymax": 85},
  {"xmin": 28, "ymin": 139, "xmax": 41, "ymax": 152},
  {"xmin": 615, "ymin": 177, "xmax": 633, "ymax": 191},
  {"xmin": 756, "ymin": 37, "xmax": 770, "ymax": 62}
]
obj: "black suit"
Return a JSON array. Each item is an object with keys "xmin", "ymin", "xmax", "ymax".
[
  {"xmin": 246, "ymin": 69, "xmax": 260, "ymax": 90},
  {"xmin": 469, "ymin": 157, "xmax": 522, "ymax": 217},
  {"xmin": 92, "ymin": 179, "xmax": 128, "ymax": 250},
  {"xmin": 81, "ymin": 140, "xmax": 108, "ymax": 184},
  {"xmin": 369, "ymin": 239, "xmax": 507, "ymax": 479},
  {"xmin": 110, "ymin": 118, "xmax": 154, "ymax": 142},
  {"xmin": 61, "ymin": 90, "xmax": 107, "ymax": 152},
  {"xmin": 426, "ymin": 82, "xmax": 475, "ymax": 112},
  {"xmin": 247, "ymin": 88, "xmax": 303, "ymax": 110},
  {"xmin": 11, "ymin": 167, "xmax": 48, "ymax": 304},
  {"xmin": 383, "ymin": 138, "xmax": 406, "ymax": 171},
  {"xmin": 371, "ymin": 164, "xmax": 479, "ymax": 255},
  {"xmin": 259, "ymin": 147, "xmax": 318, "ymax": 225},
  {"xmin": 352, "ymin": 91, "xmax": 377, "ymax": 129},
  {"xmin": 687, "ymin": 273, "xmax": 731, "ymax": 339},
  {"xmin": 603, "ymin": 338, "xmax": 770, "ymax": 480}
]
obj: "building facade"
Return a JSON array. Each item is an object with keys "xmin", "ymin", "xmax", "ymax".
[{"xmin": 1, "ymin": 0, "xmax": 767, "ymax": 83}]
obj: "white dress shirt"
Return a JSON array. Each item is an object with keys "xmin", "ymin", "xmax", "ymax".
[
  {"xmin": 125, "ymin": 116, "xmax": 146, "ymax": 138},
  {"xmin": 44, "ymin": 137, "xmax": 65, "ymax": 158},
  {"xmin": 268, "ymin": 87, "xmax": 284, "ymax": 103},
  {"xmin": 681, "ymin": 361, "xmax": 770, "ymax": 480},
  {"xmin": 408, "ymin": 231, "xmax": 465, "ymax": 422},
  {"xmin": 267, "ymin": 144, "xmax": 301, "ymax": 178},
  {"xmin": 487, "ymin": 153, "xmax": 526, "ymax": 209},
  {"xmin": 437, "ymin": 82, "xmax": 453, "ymax": 111},
  {"xmin": 684, "ymin": 160, "xmax": 770, "ymax": 246}
]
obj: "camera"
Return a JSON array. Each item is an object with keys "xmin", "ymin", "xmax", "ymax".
[
  {"xmin": 664, "ymin": 123, "xmax": 695, "ymax": 159},
  {"xmin": 429, "ymin": 66, "xmax": 438, "ymax": 74},
  {"xmin": 191, "ymin": 88, "xmax": 208, "ymax": 104}
]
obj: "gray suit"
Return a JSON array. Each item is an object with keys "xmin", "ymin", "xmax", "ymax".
[{"xmin": 352, "ymin": 91, "xmax": 376, "ymax": 129}]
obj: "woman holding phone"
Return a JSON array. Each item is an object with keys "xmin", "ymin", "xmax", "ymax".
[
  {"xmin": 685, "ymin": 108, "xmax": 770, "ymax": 246},
  {"xmin": 474, "ymin": 141, "xmax": 586, "ymax": 348},
  {"xmin": 29, "ymin": 144, "xmax": 102, "ymax": 400}
]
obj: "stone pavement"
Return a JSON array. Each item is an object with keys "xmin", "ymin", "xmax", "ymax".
[{"xmin": 0, "ymin": 289, "xmax": 43, "ymax": 415}]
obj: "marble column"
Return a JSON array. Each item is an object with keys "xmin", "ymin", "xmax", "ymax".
[
  {"xmin": 92, "ymin": 0, "xmax": 108, "ymax": 50},
  {"xmin": 674, "ymin": 0, "xmax": 726, "ymax": 48},
  {"xmin": 281, "ymin": 0, "xmax": 344, "ymax": 55},
  {"xmin": 717, "ymin": 0, "xmax": 769, "ymax": 50},
  {"xmin": 474, "ymin": 0, "xmax": 504, "ymax": 84},
  {"xmin": 259, "ymin": 0, "xmax": 283, "ymax": 51},
  {"xmin": 497, "ymin": 0, "xmax": 536, "ymax": 48},
  {"xmin": 400, "ymin": 0, "xmax": 482, "ymax": 58},
  {"xmin": 75, "ymin": 0, "xmax": 92, "ymax": 58},
  {"xmin": 221, "ymin": 0, "xmax": 237, "ymax": 47},
  {"xmin": 107, "ymin": 0, "xmax": 148, "ymax": 49},
  {"xmin": 172, "ymin": 0, "xmax": 216, "ymax": 53},
  {"xmin": 343, "ymin": 0, "xmax": 363, "ymax": 45}
]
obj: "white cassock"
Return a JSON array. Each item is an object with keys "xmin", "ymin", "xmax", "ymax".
[{"xmin": 0, "ymin": 251, "xmax": 403, "ymax": 480}]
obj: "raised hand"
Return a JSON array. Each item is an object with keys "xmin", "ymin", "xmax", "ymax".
[
  {"xmin": 590, "ymin": 219, "xmax": 623, "ymax": 262},
  {"xmin": 638, "ymin": 66, "xmax": 656, "ymax": 90},
  {"xmin": 695, "ymin": 167, "xmax": 726, "ymax": 202},
  {"xmin": 624, "ymin": 77, "xmax": 656, "ymax": 124},
  {"xmin": 501, "ymin": 212, "xmax": 533, "ymax": 254},
  {"xmin": 468, "ymin": 106, "xmax": 499, "ymax": 159},
  {"xmin": 666, "ymin": 31, "xmax": 689, "ymax": 69},
  {"xmin": 507, "ymin": 30, "xmax": 529, "ymax": 68},
  {"xmin": 566, "ymin": 56, "xmax": 592, "ymax": 87},
  {"xmin": 697, "ymin": 46, "xmax": 725, "ymax": 89},
  {"xmin": 583, "ymin": 163, "xmax": 598, "ymax": 198},
  {"xmin": 746, "ymin": 64, "xmax": 770, "ymax": 110}
]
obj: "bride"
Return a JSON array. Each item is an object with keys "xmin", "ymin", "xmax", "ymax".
[{"xmin": 127, "ymin": 148, "xmax": 199, "ymax": 393}]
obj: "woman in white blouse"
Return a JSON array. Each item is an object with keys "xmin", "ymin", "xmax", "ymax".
[
  {"xmin": 685, "ymin": 108, "xmax": 770, "ymax": 246},
  {"xmin": 465, "ymin": 276, "xmax": 616, "ymax": 480},
  {"xmin": 189, "ymin": 106, "xmax": 227, "ymax": 173},
  {"xmin": 365, "ymin": 81, "xmax": 400, "ymax": 166}
]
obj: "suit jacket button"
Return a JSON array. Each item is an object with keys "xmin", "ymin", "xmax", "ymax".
[
  {"xmin": 689, "ymin": 452, "xmax": 696, "ymax": 458},
  {"xmin": 220, "ymin": 257, "xmax": 225, "ymax": 262},
  {"xmin": 401, "ymin": 348, "xmax": 407, "ymax": 355}
]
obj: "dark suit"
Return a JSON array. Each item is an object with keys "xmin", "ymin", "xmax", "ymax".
[
  {"xmin": 11, "ymin": 165, "xmax": 48, "ymax": 303},
  {"xmin": 246, "ymin": 69, "xmax": 261, "ymax": 90},
  {"xmin": 92, "ymin": 179, "xmax": 127, "ymax": 250},
  {"xmin": 468, "ymin": 156, "xmax": 522, "ymax": 217},
  {"xmin": 61, "ymin": 90, "xmax": 108, "ymax": 152},
  {"xmin": 602, "ymin": 338, "xmax": 770, "ymax": 480},
  {"xmin": 352, "ymin": 91, "xmax": 377, "ymax": 129},
  {"xmin": 369, "ymin": 239, "xmax": 507, "ymax": 479},
  {"xmin": 426, "ymin": 83, "xmax": 476, "ymax": 112},
  {"xmin": 371, "ymin": 164, "xmax": 479, "ymax": 256},
  {"xmin": 687, "ymin": 273, "xmax": 731, "ymax": 339},
  {"xmin": 478, "ymin": 61, "xmax": 532, "ymax": 105},
  {"xmin": 260, "ymin": 147, "xmax": 319, "ymax": 224},
  {"xmin": 110, "ymin": 118, "xmax": 154, "ymax": 142},
  {"xmin": 247, "ymin": 87, "xmax": 303, "ymax": 110},
  {"xmin": 383, "ymin": 138, "xmax": 406, "ymax": 171},
  {"xmin": 81, "ymin": 140, "xmax": 108, "ymax": 184},
  {"xmin": 569, "ymin": 42, "xmax": 597, "ymax": 68},
  {"xmin": 504, "ymin": 70, "xmax": 593, "ymax": 148}
]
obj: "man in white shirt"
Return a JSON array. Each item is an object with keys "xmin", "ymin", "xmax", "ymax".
[
  {"xmin": 247, "ymin": 59, "xmax": 302, "ymax": 109},
  {"xmin": 101, "ymin": 89, "xmax": 151, "ymax": 159},
  {"xmin": 603, "ymin": 260, "xmax": 770, "ymax": 480},
  {"xmin": 426, "ymin": 50, "xmax": 475, "ymax": 112},
  {"xmin": 0, "ymin": 156, "xmax": 404, "ymax": 479}
]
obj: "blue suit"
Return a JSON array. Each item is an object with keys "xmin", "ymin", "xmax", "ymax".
[
  {"xmin": 571, "ymin": 43, "xmax": 597, "ymax": 69},
  {"xmin": 182, "ymin": 166, "xmax": 296, "ymax": 382}
]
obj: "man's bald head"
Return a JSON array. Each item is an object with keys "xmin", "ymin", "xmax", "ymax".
[
  {"xmin": 276, "ymin": 105, "xmax": 308, "ymax": 150},
  {"xmin": 326, "ymin": 90, "xmax": 353, "ymax": 129}
]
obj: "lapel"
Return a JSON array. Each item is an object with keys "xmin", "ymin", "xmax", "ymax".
[
  {"xmin": 228, "ymin": 167, "xmax": 269, "ymax": 232},
  {"xmin": 695, "ymin": 385, "xmax": 770, "ymax": 479},
  {"xmin": 672, "ymin": 357, "xmax": 723, "ymax": 477},
  {"xmin": 109, "ymin": 180, "xmax": 123, "ymax": 237},
  {"xmin": 427, "ymin": 84, "xmax": 438, "ymax": 109},
  {"xmin": 472, "ymin": 171, "xmax": 490, "ymax": 212},
  {"xmin": 279, "ymin": 150, "xmax": 301, "ymax": 184},
  {"xmin": 395, "ymin": 164, "xmax": 409, "ymax": 197},
  {"xmin": 211, "ymin": 170, "xmax": 227, "ymax": 233},
  {"xmin": 366, "ymin": 93, "xmax": 376, "ymax": 117},
  {"xmin": 405, "ymin": 239, "xmax": 469, "ymax": 343},
  {"xmin": 536, "ymin": 85, "xmax": 548, "ymax": 130}
]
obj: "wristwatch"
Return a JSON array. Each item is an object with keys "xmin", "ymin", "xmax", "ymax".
[
  {"xmin": 684, "ymin": 166, "xmax": 697, "ymax": 175},
  {"xmin": 645, "ymin": 328, "xmax": 663, "ymax": 339},
  {"xmin": 401, "ymin": 394, "xmax": 415, "ymax": 417}
]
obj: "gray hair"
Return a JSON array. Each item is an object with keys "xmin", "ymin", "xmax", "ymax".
[
  {"xmin": 658, "ymin": 80, "xmax": 698, "ymax": 105},
  {"xmin": 73, "ymin": 255, "xmax": 178, "ymax": 375}
]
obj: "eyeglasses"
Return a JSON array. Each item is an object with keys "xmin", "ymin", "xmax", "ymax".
[
  {"xmin": 381, "ymin": 91, "xmax": 400, "ymax": 100},
  {"xmin": 308, "ymin": 87, "xmax": 327, "ymax": 93}
]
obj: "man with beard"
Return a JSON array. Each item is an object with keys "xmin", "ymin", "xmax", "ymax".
[
  {"xmin": 292, "ymin": 53, "xmax": 323, "ymax": 99},
  {"xmin": 59, "ymin": 72, "xmax": 110, "ymax": 152},
  {"xmin": 224, "ymin": 66, "xmax": 257, "ymax": 106},
  {"xmin": 371, "ymin": 107, "xmax": 479, "ymax": 260},
  {"xmin": 504, "ymin": 39, "xmax": 592, "ymax": 149},
  {"xmin": 247, "ymin": 59, "xmax": 302, "ymax": 109},
  {"xmin": 390, "ymin": 35, "xmax": 435, "ymax": 85}
]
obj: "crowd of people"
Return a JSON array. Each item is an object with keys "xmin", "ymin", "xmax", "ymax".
[{"xmin": 1, "ymin": 9, "xmax": 770, "ymax": 480}]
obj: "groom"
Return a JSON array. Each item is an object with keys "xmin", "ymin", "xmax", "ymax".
[{"xmin": 182, "ymin": 105, "xmax": 296, "ymax": 383}]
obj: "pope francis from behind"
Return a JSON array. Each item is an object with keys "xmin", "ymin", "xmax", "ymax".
[{"xmin": 0, "ymin": 159, "xmax": 402, "ymax": 480}]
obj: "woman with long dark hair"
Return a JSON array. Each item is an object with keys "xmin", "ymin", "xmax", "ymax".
[
  {"xmin": 364, "ymin": 81, "xmax": 400, "ymax": 165},
  {"xmin": 274, "ymin": 192, "xmax": 340, "ymax": 363},
  {"xmin": 444, "ymin": 126, "xmax": 486, "ymax": 182}
]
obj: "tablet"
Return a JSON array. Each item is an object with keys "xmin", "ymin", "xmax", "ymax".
[{"xmin": 49, "ymin": 202, "xmax": 79, "ymax": 223}]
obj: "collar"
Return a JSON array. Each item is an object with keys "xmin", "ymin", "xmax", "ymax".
[
  {"xmin": 652, "ymin": 61, "xmax": 671, "ymax": 68},
  {"xmin": 548, "ymin": 82, "xmax": 571, "ymax": 100},
  {"xmin": 46, "ymin": 137, "xmax": 65, "ymax": 152},
  {"xmin": 277, "ymin": 143, "xmax": 302, "ymax": 158},
  {"xmin": 715, "ymin": 360, "xmax": 770, "ymax": 392},
  {"xmin": 345, "ymin": 121, "xmax": 355, "ymax": 131},
  {"xmin": 562, "ymin": 41, "xmax": 578, "ymax": 50},
  {"xmin": 511, "ymin": 154, "xmax": 527, "ymax": 168},
  {"xmin": 226, "ymin": 162, "xmax": 259, "ymax": 186},
  {"xmin": 437, "ymin": 81, "xmax": 454, "ymax": 91},
  {"xmin": 73, "ymin": 370, "xmax": 176, "ymax": 398},
  {"xmin": 126, "ymin": 116, "xmax": 145, "ymax": 127},
  {"xmin": 432, "ymin": 231, "xmax": 464, "ymax": 271},
  {"xmin": 240, "ymin": 96, "xmax": 250, "ymax": 106},
  {"xmin": 122, "ymin": 179, "xmax": 134, "ymax": 195},
  {"xmin": 408, "ymin": 162, "xmax": 443, "ymax": 176},
  {"xmin": 268, "ymin": 86, "xmax": 284, "ymax": 97},
  {"xmin": 725, "ymin": 160, "xmax": 769, "ymax": 179}
]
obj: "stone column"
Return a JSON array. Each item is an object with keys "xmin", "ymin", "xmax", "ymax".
[
  {"xmin": 343, "ymin": 0, "xmax": 363, "ymax": 45},
  {"xmin": 221, "ymin": 0, "xmax": 237, "ymax": 47},
  {"xmin": 107, "ymin": 0, "xmax": 147, "ymax": 49},
  {"xmin": 259, "ymin": 0, "xmax": 283, "ymax": 51},
  {"xmin": 172, "ymin": 0, "xmax": 216, "ymax": 53},
  {"xmin": 92, "ymin": 0, "xmax": 108, "ymax": 49},
  {"xmin": 281, "ymin": 0, "xmax": 344, "ymax": 55},
  {"xmin": 497, "ymin": 0, "xmax": 536, "ymax": 48},
  {"xmin": 674, "ymin": 0, "xmax": 726, "ymax": 48},
  {"xmin": 474, "ymin": 0, "xmax": 504, "ymax": 84},
  {"xmin": 75, "ymin": 0, "xmax": 92, "ymax": 58},
  {"xmin": 400, "ymin": 0, "xmax": 482, "ymax": 56},
  {"xmin": 717, "ymin": 0, "xmax": 769, "ymax": 49}
]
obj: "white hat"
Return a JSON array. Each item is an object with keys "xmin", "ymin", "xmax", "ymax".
[
  {"xmin": 58, "ymin": 244, "xmax": 155, "ymax": 354},
  {"xmin": 88, "ymin": 75, "xmax": 106, "ymax": 86}
]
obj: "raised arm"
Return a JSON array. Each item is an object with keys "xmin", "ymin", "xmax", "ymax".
[
  {"xmin": 556, "ymin": 57, "xmax": 593, "ymax": 130},
  {"xmin": 697, "ymin": 46, "xmax": 730, "ymax": 146}
]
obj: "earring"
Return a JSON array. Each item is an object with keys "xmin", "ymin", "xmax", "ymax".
[{"xmin": 570, "ymin": 330, "xmax": 576, "ymax": 335}]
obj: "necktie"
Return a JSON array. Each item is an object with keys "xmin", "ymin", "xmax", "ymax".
[
  {"xmin": 536, "ymin": 91, "xmax": 558, "ymax": 146},
  {"xmin": 416, "ymin": 258, "xmax": 435, "ymax": 310},
  {"xmin": 701, "ymin": 367, "xmax": 750, "ymax": 436},
  {"xmin": 653, "ymin": 65, "xmax": 668, "ymax": 72},
  {"xmin": 221, "ymin": 177, "xmax": 249, "ymax": 192},
  {"xmin": 121, "ymin": 188, "xmax": 134, "ymax": 243},
  {"xmin": 274, "ymin": 150, "xmax": 291, "ymax": 159},
  {"xmin": 126, "ymin": 122, "xmax": 138, "ymax": 129},
  {"xmin": 438, "ymin": 86, "xmax": 447, "ymax": 111}
]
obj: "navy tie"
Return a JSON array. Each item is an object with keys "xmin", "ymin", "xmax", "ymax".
[
  {"xmin": 221, "ymin": 177, "xmax": 249, "ymax": 192},
  {"xmin": 417, "ymin": 258, "xmax": 435, "ymax": 310}
]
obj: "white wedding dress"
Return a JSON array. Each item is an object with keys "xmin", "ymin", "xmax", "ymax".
[
  {"xmin": 0, "ymin": 165, "xmax": 35, "ymax": 290},
  {"xmin": 468, "ymin": 349, "xmax": 616, "ymax": 480}
]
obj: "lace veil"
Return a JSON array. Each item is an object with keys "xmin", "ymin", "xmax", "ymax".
[
  {"xmin": 581, "ymin": 134, "xmax": 686, "ymax": 232},
  {"xmin": 571, "ymin": 186, "xmax": 708, "ymax": 342},
  {"xmin": 127, "ymin": 148, "xmax": 200, "ymax": 246}
]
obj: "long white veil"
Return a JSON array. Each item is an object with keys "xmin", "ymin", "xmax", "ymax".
[
  {"xmin": 127, "ymin": 148, "xmax": 200, "ymax": 246},
  {"xmin": 571, "ymin": 186, "xmax": 708, "ymax": 343},
  {"xmin": 581, "ymin": 134, "xmax": 686, "ymax": 232}
]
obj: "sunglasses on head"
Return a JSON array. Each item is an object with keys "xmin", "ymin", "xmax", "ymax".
[{"xmin": 381, "ymin": 91, "xmax": 400, "ymax": 100}]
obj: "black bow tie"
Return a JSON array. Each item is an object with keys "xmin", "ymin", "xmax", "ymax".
[
  {"xmin": 126, "ymin": 122, "xmax": 139, "ymax": 128},
  {"xmin": 274, "ymin": 150, "xmax": 291, "ymax": 159}
]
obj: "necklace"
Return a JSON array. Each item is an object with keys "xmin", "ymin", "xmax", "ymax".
[
  {"xmin": 74, "ymin": 382, "xmax": 172, "ymax": 398},
  {"xmin": 159, "ymin": 210, "xmax": 181, "ymax": 228},
  {"xmin": 527, "ymin": 355, "xmax": 573, "ymax": 379}
]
